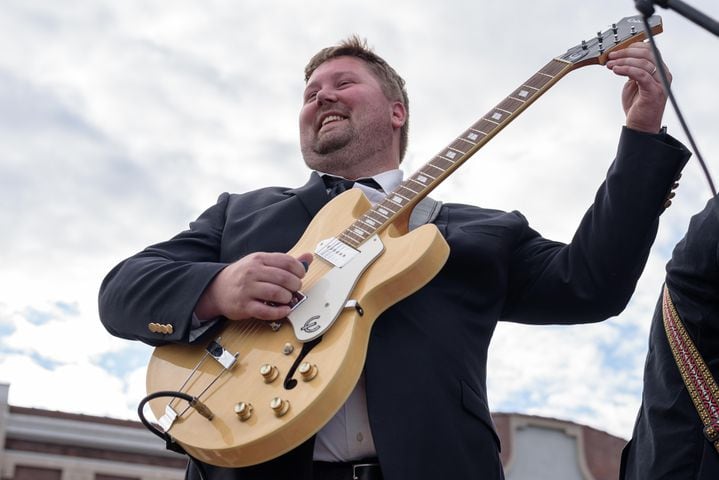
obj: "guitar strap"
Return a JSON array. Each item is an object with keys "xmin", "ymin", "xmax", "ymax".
[
  {"xmin": 408, "ymin": 197, "xmax": 443, "ymax": 231},
  {"xmin": 662, "ymin": 284, "xmax": 719, "ymax": 454}
]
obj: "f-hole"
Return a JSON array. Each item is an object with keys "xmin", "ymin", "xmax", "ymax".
[{"xmin": 283, "ymin": 337, "xmax": 322, "ymax": 389}]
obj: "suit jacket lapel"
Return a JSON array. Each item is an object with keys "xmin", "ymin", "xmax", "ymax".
[{"xmin": 285, "ymin": 171, "xmax": 328, "ymax": 220}]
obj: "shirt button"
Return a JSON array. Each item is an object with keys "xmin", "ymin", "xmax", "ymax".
[{"xmin": 356, "ymin": 432, "xmax": 364, "ymax": 442}]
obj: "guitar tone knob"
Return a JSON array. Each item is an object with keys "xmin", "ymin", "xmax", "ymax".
[
  {"xmin": 270, "ymin": 397, "xmax": 290, "ymax": 417},
  {"xmin": 298, "ymin": 362, "xmax": 318, "ymax": 381},
  {"xmin": 234, "ymin": 402, "xmax": 253, "ymax": 421},
  {"xmin": 282, "ymin": 343, "xmax": 295, "ymax": 355},
  {"xmin": 259, "ymin": 364, "xmax": 279, "ymax": 383}
]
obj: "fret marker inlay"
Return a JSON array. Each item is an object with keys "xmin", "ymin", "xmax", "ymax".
[
  {"xmin": 518, "ymin": 90, "xmax": 529, "ymax": 98},
  {"xmin": 467, "ymin": 132, "xmax": 479, "ymax": 141},
  {"xmin": 491, "ymin": 112, "xmax": 503, "ymax": 121},
  {"xmin": 445, "ymin": 151, "xmax": 457, "ymax": 159},
  {"xmin": 417, "ymin": 175, "xmax": 428, "ymax": 183}
]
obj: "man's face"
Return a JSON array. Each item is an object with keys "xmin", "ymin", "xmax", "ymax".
[{"xmin": 299, "ymin": 56, "xmax": 397, "ymax": 175}]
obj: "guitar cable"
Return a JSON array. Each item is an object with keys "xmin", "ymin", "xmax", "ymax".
[
  {"xmin": 137, "ymin": 390, "xmax": 209, "ymax": 480},
  {"xmin": 640, "ymin": 13, "xmax": 717, "ymax": 196}
]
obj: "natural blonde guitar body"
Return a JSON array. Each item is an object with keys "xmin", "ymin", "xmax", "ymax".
[{"xmin": 146, "ymin": 189, "xmax": 450, "ymax": 467}]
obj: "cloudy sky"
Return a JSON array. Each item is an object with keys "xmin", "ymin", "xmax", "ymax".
[{"xmin": 1, "ymin": 0, "xmax": 717, "ymax": 442}]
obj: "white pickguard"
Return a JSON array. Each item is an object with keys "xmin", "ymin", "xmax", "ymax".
[{"xmin": 287, "ymin": 235, "xmax": 384, "ymax": 342}]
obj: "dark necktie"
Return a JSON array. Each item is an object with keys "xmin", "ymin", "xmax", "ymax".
[{"xmin": 322, "ymin": 175, "xmax": 382, "ymax": 198}]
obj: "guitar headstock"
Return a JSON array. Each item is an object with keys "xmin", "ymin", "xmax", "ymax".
[{"xmin": 559, "ymin": 15, "xmax": 663, "ymax": 68}]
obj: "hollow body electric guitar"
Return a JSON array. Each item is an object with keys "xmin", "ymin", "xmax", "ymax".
[{"xmin": 145, "ymin": 15, "xmax": 663, "ymax": 468}]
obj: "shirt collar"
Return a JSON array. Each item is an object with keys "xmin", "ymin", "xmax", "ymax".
[{"xmin": 314, "ymin": 169, "xmax": 403, "ymax": 194}]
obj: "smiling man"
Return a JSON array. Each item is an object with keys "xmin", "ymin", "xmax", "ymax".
[{"xmin": 99, "ymin": 35, "xmax": 690, "ymax": 480}]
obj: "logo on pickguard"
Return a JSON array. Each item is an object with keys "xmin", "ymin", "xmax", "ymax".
[{"xmin": 301, "ymin": 316, "xmax": 321, "ymax": 333}]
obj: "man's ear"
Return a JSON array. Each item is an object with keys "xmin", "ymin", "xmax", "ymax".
[{"xmin": 391, "ymin": 101, "xmax": 407, "ymax": 129}]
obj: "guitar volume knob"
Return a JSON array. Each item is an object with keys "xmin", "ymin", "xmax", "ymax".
[
  {"xmin": 298, "ymin": 362, "xmax": 318, "ymax": 381},
  {"xmin": 234, "ymin": 402, "xmax": 253, "ymax": 421},
  {"xmin": 260, "ymin": 364, "xmax": 279, "ymax": 383},
  {"xmin": 270, "ymin": 397, "xmax": 290, "ymax": 417}
]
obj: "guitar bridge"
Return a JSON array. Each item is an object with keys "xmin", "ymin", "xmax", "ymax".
[{"xmin": 206, "ymin": 339, "xmax": 239, "ymax": 370}]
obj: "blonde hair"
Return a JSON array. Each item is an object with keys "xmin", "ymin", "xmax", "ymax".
[{"xmin": 304, "ymin": 35, "xmax": 409, "ymax": 161}]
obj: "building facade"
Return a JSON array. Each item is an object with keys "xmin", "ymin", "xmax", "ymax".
[{"xmin": 0, "ymin": 384, "xmax": 626, "ymax": 480}]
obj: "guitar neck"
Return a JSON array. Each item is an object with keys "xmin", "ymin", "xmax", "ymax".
[
  {"xmin": 336, "ymin": 14, "xmax": 663, "ymax": 249},
  {"xmin": 337, "ymin": 58, "xmax": 574, "ymax": 249}
]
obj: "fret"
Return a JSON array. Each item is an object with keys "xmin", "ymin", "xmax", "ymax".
[
  {"xmin": 413, "ymin": 172, "xmax": 435, "ymax": 183},
  {"xmin": 393, "ymin": 191, "xmax": 412, "ymax": 203},
  {"xmin": 409, "ymin": 178, "xmax": 432, "ymax": 191},
  {"xmin": 388, "ymin": 194, "xmax": 407, "ymax": 207},
  {"xmin": 456, "ymin": 137, "xmax": 476, "ymax": 148},
  {"xmin": 351, "ymin": 219, "xmax": 373, "ymax": 233},
  {"xmin": 424, "ymin": 164, "xmax": 446, "ymax": 178},
  {"xmin": 473, "ymin": 119, "xmax": 497, "ymax": 134},
  {"xmin": 365, "ymin": 211, "xmax": 387, "ymax": 227},
  {"xmin": 509, "ymin": 86, "xmax": 537, "ymax": 102},
  {"xmin": 344, "ymin": 229, "xmax": 365, "ymax": 243},
  {"xmin": 397, "ymin": 187, "xmax": 418, "ymax": 200},
  {"xmin": 361, "ymin": 216, "xmax": 378, "ymax": 228},
  {"xmin": 400, "ymin": 183, "xmax": 420, "ymax": 195},
  {"xmin": 497, "ymin": 97, "xmax": 524, "ymax": 114},
  {"xmin": 448, "ymin": 138, "xmax": 472, "ymax": 153},
  {"xmin": 462, "ymin": 129, "xmax": 485, "ymax": 143},
  {"xmin": 485, "ymin": 109, "xmax": 511, "ymax": 125},
  {"xmin": 431, "ymin": 157, "xmax": 454, "ymax": 170},
  {"xmin": 338, "ymin": 232, "xmax": 359, "ymax": 248},
  {"xmin": 352, "ymin": 226, "xmax": 372, "ymax": 238},
  {"xmin": 541, "ymin": 59, "xmax": 568, "ymax": 76},
  {"xmin": 374, "ymin": 207, "xmax": 391, "ymax": 219},
  {"xmin": 351, "ymin": 226, "xmax": 366, "ymax": 236},
  {"xmin": 526, "ymin": 73, "xmax": 555, "ymax": 90},
  {"xmin": 378, "ymin": 201, "xmax": 399, "ymax": 215},
  {"xmin": 438, "ymin": 150, "xmax": 458, "ymax": 161}
]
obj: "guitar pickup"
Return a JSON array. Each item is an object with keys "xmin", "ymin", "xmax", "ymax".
[{"xmin": 315, "ymin": 237, "xmax": 359, "ymax": 267}]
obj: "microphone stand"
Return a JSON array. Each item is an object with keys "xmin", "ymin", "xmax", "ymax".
[
  {"xmin": 635, "ymin": 0, "xmax": 719, "ymax": 37},
  {"xmin": 635, "ymin": 0, "xmax": 718, "ymax": 195}
]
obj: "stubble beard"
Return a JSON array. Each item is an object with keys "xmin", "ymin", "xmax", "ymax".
[{"xmin": 301, "ymin": 117, "xmax": 394, "ymax": 175}]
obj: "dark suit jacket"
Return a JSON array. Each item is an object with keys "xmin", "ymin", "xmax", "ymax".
[
  {"xmin": 99, "ymin": 128, "xmax": 689, "ymax": 480},
  {"xmin": 620, "ymin": 194, "xmax": 719, "ymax": 479}
]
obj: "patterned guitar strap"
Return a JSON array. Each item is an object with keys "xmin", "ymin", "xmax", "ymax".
[{"xmin": 662, "ymin": 284, "xmax": 719, "ymax": 453}]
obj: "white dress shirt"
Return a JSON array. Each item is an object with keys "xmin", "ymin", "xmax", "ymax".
[{"xmin": 313, "ymin": 169, "xmax": 403, "ymax": 462}]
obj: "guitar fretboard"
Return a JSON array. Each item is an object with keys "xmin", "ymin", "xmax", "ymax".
[{"xmin": 337, "ymin": 58, "xmax": 574, "ymax": 249}]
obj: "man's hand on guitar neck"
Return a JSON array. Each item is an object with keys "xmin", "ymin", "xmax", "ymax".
[
  {"xmin": 195, "ymin": 251, "xmax": 314, "ymax": 322},
  {"xmin": 606, "ymin": 42, "xmax": 671, "ymax": 134}
]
